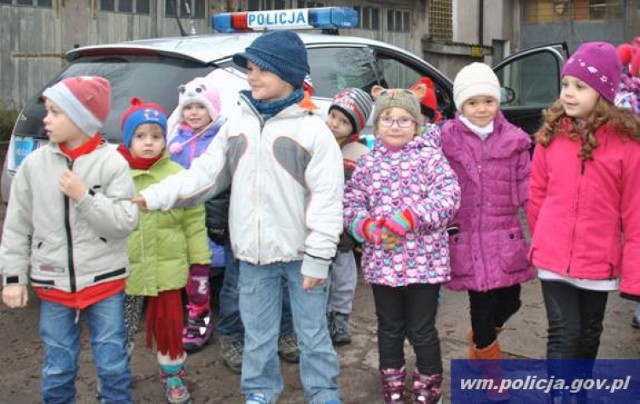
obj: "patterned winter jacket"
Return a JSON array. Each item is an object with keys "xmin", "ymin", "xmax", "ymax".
[
  {"xmin": 344, "ymin": 128, "xmax": 461, "ymax": 287},
  {"xmin": 441, "ymin": 111, "xmax": 535, "ymax": 292}
]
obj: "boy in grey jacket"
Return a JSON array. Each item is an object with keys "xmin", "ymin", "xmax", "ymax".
[{"xmin": 0, "ymin": 76, "xmax": 138, "ymax": 403}]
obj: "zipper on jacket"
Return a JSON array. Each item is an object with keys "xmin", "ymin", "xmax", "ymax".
[
  {"xmin": 478, "ymin": 141, "xmax": 488, "ymax": 290},
  {"xmin": 65, "ymin": 159, "xmax": 77, "ymax": 293},
  {"xmin": 566, "ymin": 159, "xmax": 585, "ymax": 276}
]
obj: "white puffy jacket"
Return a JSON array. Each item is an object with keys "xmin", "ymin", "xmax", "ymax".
[{"xmin": 142, "ymin": 96, "xmax": 344, "ymax": 278}]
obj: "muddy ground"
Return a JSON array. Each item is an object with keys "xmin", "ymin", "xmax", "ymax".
[{"xmin": 0, "ymin": 146, "xmax": 638, "ymax": 403}]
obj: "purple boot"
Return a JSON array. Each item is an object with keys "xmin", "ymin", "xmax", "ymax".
[
  {"xmin": 380, "ymin": 366, "xmax": 406, "ymax": 404},
  {"xmin": 412, "ymin": 370, "xmax": 442, "ymax": 404},
  {"xmin": 182, "ymin": 264, "xmax": 214, "ymax": 352}
]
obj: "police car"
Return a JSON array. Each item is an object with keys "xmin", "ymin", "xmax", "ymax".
[{"xmin": 1, "ymin": 7, "xmax": 566, "ymax": 202}]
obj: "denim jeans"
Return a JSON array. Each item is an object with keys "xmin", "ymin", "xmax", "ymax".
[
  {"xmin": 238, "ymin": 260, "xmax": 341, "ymax": 404},
  {"xmin": 468, "ymin": 284, "xmax": 522, "ymax": 349},
  {"xmin": 371, "ymin": 283, "xmax": 443, "ymax": 375},
  {"xmin": 217, "ymin": 243, "xmax": 294, "ymax": 341},
  {"xmin": 39, "ymin": 291, "xmax": 132, "ymax": 404},
  {"xmin": 328, "ymin": 250, "xmax": 358, "ymax": 315}
]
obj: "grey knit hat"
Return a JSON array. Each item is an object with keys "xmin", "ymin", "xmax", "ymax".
[
  {"xmin": 233, "ymin": 30, "xmax": 310, "ymax": 88},
  {"xmin": 329, "ymin": 88, "xmax": 373, "ymax": 135},
  {"xmin": 371, "ymin": 86, "xmax": 422, "ymax": 124}
]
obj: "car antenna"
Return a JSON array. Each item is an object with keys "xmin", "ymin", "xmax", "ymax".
[
  {"xmin": 184, "ymin": 1, "xmax": 197, "ymax": 35},
  {"xmin": 170, "ymin": 0, "xmax": 187, "ymax": 36}
]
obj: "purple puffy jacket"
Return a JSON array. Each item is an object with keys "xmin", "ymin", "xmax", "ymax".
[{"xmin": 440, "ymin": 111, "xmax": 534, "ymax": 292}]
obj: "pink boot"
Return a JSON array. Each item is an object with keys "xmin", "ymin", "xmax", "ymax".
[
  {"xmin": 412, "ymin": 370, "xmax": 442, "ymax": 404},
  {"xmin": 183, "ymin": 264, "xmax": 214, "ymax": 352},
  {"xmin": 380, "ymin": 366, "xmax": 406, "ymax": 404}
]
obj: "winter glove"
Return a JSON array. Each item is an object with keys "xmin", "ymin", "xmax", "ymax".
[
  {"xmin": 379, "ymin": 227, "xmax": 403, "ymax": 250},
  {"xmin": 349, "ymin": 216, "xmax": 383, "ymax": 245},
  {"xmin": 383, "ymin": 208, "xmax": 418, "ymax": 237}
]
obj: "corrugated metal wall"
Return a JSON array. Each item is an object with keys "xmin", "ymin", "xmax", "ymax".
[
  {"xmin": 1, "ymin": 0, "xmax": 424, "ymax": 109},
  {"xmin": 0, "ymin": 0, "xmax": 211, "ymax": 110}
]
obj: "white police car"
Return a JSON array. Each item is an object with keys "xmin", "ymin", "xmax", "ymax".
[{"xmin": 1, "ymin": 7, "xmax": 566, "ymax": 202}]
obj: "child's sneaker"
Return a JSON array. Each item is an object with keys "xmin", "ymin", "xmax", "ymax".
[
  {"xmin": 182, "ymin": 302, "xmax": 214, "ymax": 352},
  {"xmin": 632, "ymin": 314, "xmax": 640, "ymax": 329},
  {"xmin": 278, "ymin": 333, "xmax": 300, "ymax": 363},
  {"xmin": 328, "ymin": 311, "xmax": 352, "ymax": 345},
  {"xmin": 219, "ymin": 334, "xmax": 243, "ymax": 374},
  {"xmin": 159, "ymin": 363, "xmax": 191, "ymax": 404}
]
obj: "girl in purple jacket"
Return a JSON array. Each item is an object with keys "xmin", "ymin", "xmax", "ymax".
[
  {"xmin": 344, "ymin": 85, "xmax": 460, "ymax": 404},
  {"xmin": 440, "ymin": 63, "xmax": 534, "ymax": 386},
  {"xmin": 167, "ymin": 77, "xmax": 226, "ymax": 351}
]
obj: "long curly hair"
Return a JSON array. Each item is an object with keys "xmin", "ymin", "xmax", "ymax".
[{"xmin": 536, "ymin": 97, "xmax": 640, "ymax": 160}]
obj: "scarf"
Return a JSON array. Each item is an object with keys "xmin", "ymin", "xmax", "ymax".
[
  {"xmin": 459, "ymin": 115, "xmax": 494, "ymax": 141},
  {"xmin": 145, "ymin": 289, "xmax": 184, "ymax": 359},
  {"xmin": 116, "ymin": 144, "xmax": 162, "ymax": 170},
  {"xmin": 59, "ymin": 134, "xmax": 102, "ymax": 160},
  {"xmin": 241, "ymin": 88, "xmax": 304, "ymax": 121}
]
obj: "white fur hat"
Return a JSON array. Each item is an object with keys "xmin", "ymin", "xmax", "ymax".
[{"xmin": 453, "ymin": 62, "xmax": 501, "ymax": 111}]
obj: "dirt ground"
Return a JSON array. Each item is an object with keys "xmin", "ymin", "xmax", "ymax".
[{"xmin": 0, "ymin": 146, "xmax": 638, "ymax": 403}]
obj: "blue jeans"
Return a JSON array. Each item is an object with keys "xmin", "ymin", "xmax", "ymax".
[
  {"xmin": 217, "ymin": 243, "xmax": 293, "ymax": 341},
  {"xmin": 238, "ymin": 260, "xmax": 341, "ymax": 404},
  {"xmin": 39, "ymin": 291, "xmax": 132, "ymax": 404}
]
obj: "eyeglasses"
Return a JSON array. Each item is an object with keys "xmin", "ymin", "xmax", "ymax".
[{"xmin": 378, "ymin": 116, "xmax": 417, "ymax": 128}]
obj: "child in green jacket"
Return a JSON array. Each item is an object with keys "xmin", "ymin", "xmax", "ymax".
[{"xmin": 118, "ymin": 98, "xmax": 210, "ymax": 404}]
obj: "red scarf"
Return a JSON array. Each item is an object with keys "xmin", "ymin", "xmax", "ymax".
[
  {"xmin": 145, "ymin": 289, "xmax": 184, "ymax": 359},
  {"xmin": 116, "ymin": 144, "xmax": 162, "ymax": 170},
  {"xmin": 59, "ymin": 134, "xmax": 103, "ymax": 160}
]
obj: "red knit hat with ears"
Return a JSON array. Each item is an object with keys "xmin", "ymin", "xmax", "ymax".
[{"xmin": 42, "ymin": 76, "xmax": 111, "ymax": 137}]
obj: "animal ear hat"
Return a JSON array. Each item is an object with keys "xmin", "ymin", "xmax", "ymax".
[
  {"xmin": 371, "ymin": 84, "xmax": 423, "ymax": 124},
  {"xmin": 177, "ymin": 77, "xmax": 221, "ymax": 121}
]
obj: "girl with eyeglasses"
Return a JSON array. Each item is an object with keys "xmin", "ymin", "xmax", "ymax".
[
  {"xmin": 343, "ymin": 84, "xmax": 461, "ymax": 403},
  {"xmin": 439, "ymin": 62, "xmax": 535, "ymax": 401}
]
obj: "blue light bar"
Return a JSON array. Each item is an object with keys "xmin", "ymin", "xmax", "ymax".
[
  {"xmin": 211, "ymin": 7, "xmax": 359, "ymax": 33},
  {"xmin": 309, "ymin": 7, "xmax": 359, "ymax": 29}
]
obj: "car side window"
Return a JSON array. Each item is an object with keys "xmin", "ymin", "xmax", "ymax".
[
  {"xmin": 306, "ymin": 47, "xmax": 379, "ymax": 98},
  {"xmin": 494, "ymin": 51, "xmax": 562, "ymax": 109},
  {"xmin": 375, "ymin": 52, "xmax": 453, "ymax": 116}
]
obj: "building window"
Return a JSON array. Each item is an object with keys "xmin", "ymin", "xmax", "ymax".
[
  {"xmin": 524, "ymin": 0, "xmax": 624, "ymax": 22},
  {"xmin": 429, "ymin": 0, "xmax": 452, "ymax": 42},
  {"xmin": 166, "ymin": 0, "xmax": 206, "ymax": 18},
  {"xmin": 387, "ymin": 9, "xmax": 410, "ymax": 33},
  {"xmin": 118, "ymin": 0, "xmax": 132, "ymax": 13},
  {"xmin": 136, "ymin": 0, "xmax": 149, "ymax": 14},
  {"xmin": 246, "ymin": 0, "xmax": 287, "ymax": 10},
  {"xmin": 298, "ymin": 0, "xmax": 324, "ymax": 7},
  {"xmin": 353, "ymin": 6, "xmax": 379, "ymax": 30},
  {"xmin": 100, "ymin": 0, "xmax": 115, "ymax": 11}
]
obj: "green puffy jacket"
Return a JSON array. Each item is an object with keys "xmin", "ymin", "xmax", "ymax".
[{"xmin": 126, "ymin": 154, "xmax": 210, "ymax": 296}]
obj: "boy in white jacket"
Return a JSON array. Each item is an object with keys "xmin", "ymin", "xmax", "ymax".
[{"xmin": 133, "ymin": 30, "xmax": 343, "ymax": 404}]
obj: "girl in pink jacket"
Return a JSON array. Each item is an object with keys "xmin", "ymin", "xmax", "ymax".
[
  {"xmin": 344, "ymin": 85, "xmax": 460, "ymax": 404},
  {"xmin": 440, "ymin": 62, "xmax": 534, "ymax": 368},
  {"xmin": 528, "ymin": 42, "xmax": 640, "ymax": 384}
]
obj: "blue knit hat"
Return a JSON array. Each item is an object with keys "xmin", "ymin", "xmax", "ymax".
[
  {"xmin": 120, "ymin": 97, "xmax": 168, "ymax": 148},
  {"xmin": 233, "ymin": 30, "xmax": 310, "ymax": 88}
]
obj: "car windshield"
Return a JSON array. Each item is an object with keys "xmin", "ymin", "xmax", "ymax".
[{"xmin": 14, "ymin": 55, "xmax": 214, "ymax": 142}]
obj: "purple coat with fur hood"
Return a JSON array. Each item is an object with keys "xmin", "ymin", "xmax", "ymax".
[
  {"xmin": 440, "ymin": 111, "xmax": 534, "ymax": 292},
  {"xmin": 344, "ymin": 130, "xmax": 461, "ymax": 287}
]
